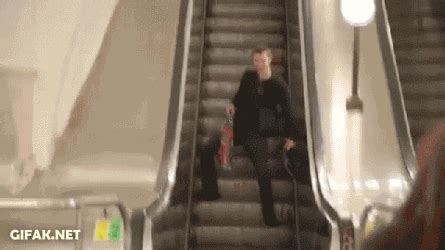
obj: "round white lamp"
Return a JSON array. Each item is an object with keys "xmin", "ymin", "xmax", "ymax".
[{"xmin": 341, "ymin": 0, "xmax": 376, "ymax": 27}]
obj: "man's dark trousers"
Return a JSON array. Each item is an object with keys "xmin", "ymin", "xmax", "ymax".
[{"xmin": 199, "ymin": 132, "xmax": 301, "ymax": 223}]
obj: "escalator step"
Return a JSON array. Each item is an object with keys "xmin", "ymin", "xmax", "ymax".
[
  {"xmin": 405, "ymin": 98, "xmax": 445, "ymax": 117},
  {"xmin": 402, "ymin": 80, "xmax": 445, "ymax": 99},
  {"xmin": 205, "ymin": 47, "xmax": 285, "ymax": 65},
  {"xmin": 398, "ymin": 63, "xmax": 445, "ymax": 81},
  {"xmin": 210, "ymin": 4, "xmax": 284, "ymax": 19},
  {"xmin": 207, "ymin": 33, "xmax": 285, "ymax": 48},
  {"xmin": 191, "ymin": 226, "xmax": 330, "ymax": 249},
  {"xmin": 194, "ymin": 156, "xmax": 292, "ymax": 179},
  {"xmin": 203, "ymin": 64, "xmax": 285, "ymax": 81},
  {"xmin": 194, "ymin": 201, "xmax": 328, "ymax": 233},
  {"xmin": 193, "ymin": 178, "xmax": 316, "ymax": 206},
  {"xmin": 395, "ymin": 47, "xmax": 445, "ymax": 64},
  {"xmin": 392, "ymin": 32, "xmax": 445, "ymax": 48},
  {"xmin": 389, "ymin": 16, "xmax": 445, "ymax": 32},
  {"xmin": 196, "ymin": 135, "xmax": 308, "ymax": 156},
  {"xmin": 192, "ymin": 225, "xmax": 293, "ymax": 247},
  {"xmin": 207, "ymin": 17, "xmax": 284, "ymax": 33},
  {"xmin": 211, "ymin": 0, "xmax": 284, "ymax": 5}
]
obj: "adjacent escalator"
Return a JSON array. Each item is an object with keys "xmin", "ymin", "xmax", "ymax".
[{"xmin": 386, "ymin": 0, "xmax": 445, "ymax": 145}]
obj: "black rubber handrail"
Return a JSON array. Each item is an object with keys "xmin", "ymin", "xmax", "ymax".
[
  {"xmin": 184, "ymin": 0, "xmax": 209, "ymax": 249},
  {"xmin": 283, "ymin": 1, "xmax": 302, "ymax": 249}
]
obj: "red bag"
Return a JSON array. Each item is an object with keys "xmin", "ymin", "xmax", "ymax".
[{"xmin": 216, "ymin": 114, "xmax": 233, "ymax": 170}]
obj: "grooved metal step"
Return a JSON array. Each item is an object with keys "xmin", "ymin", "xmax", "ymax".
[
  {"xmin": 409, "ymin": 117, "xmax": 445, "ymax": 140},
  {"xmin": 211, "ymin": 0, "xmax": 283, "ymax": 5},
  {"xmin": 398, "ymin": 64, "xmax": 445, "ymax": 81},
  {"xmin": 402, "ymin": 81, "xmax": 445, "ymax": 98},
  {"xmin": 205, "ymin": 48, "xmax": 285, "ymax": 65},
  {"xmin": 395, "ymin": 47, "xmax": 445, "ymax": 64},
  {"xmin": 390, "ymin": 16, "xmax": 445, "ymax": 31},
  {"xmin": 405, "ymin": 99, "xmax": 445, "ymax": 116},
  {"xmin": 386, "ymin": 2, "xmax": 445, "ymax": 17},
  {"xmin": 207, "ymin": 17, "xmax": 284, "ymax": 33},
  {"xmin": 210, "ymin": 4, "xmax": 284, "ymax": 19},
  {"xmin": 192, "ymin": 225, "xmax": 293, "ymax": 247},
  {"xmin": 193, "ymin": 178, "xmax": 316, "ymax": 206},
  {"xmin": 207, "ymin": 33, "xmax": 285, "ymax": 48},
  {"xmin": 194, "ymin": 156, "xmax": 291, "ymax": 179},
  {"xmin": 192, "ymin": 135, "xmax": 309, "ymax": 159},
  {"xmin": 194, "ymin": 201, "xmax": 328, "ymax": 232},
  {"xmin": 392, "ymin": 32, "xmax": 445, "ymax": 48},
  {"xmin": 191, "ymin": 226, "xmax": 330, "ymax": 249},
  {"xmin": 203, "ymin": 64, "xmax": 285, "ymax": 81},
  {"xmin": 202, "ymin": 81, "xmax": 240, "ymax": 99}
]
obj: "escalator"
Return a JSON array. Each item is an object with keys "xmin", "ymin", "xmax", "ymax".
[
  {"xmin": 386, "ymin": 0, "xmax": 445, "ymax": 145},
  {"xmin": 149, "ymin": 0, "xmax": 330, "ymax": 249}
]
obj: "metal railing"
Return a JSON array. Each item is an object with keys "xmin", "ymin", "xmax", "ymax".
[
  {"xmin": 298, "ymin": 0, "xmax": 355, "ymax": 248},
  {"xmin": 283, "ymin": 0, "xmax": 302, "ymax": 249},
  {"xmin": 0, "ymin": 194, "xmax": 131, "ymax": 250},
  {"xmin": 143, "ymin": 0, "xmax": 191, "ymax": 248},
  {"xmin": 184, "ymin": 0, "xmax": 209, "ymax": 248},
  {"xmin": 375, "ymin": 0, "xmax": 417, "ymax": 181}
]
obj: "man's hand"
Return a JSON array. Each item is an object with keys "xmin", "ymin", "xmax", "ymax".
[
  {"xmin": 284, "ymin": 138, "xmax": 296, "ymax": 151},
  {"xmin": 226, "ymin": 104, "xmax": 235, "ymax": 116}
]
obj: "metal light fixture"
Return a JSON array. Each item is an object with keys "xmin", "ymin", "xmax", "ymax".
[
  {"xmin": 342, "ymin": 0, "xmax": 376, "ymax": 110},
  {"xmin": 341, "ymin": 0, "xmax": 376, "ymax": 27}
]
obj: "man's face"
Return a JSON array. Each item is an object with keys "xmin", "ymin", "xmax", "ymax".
[{"xmin": 253, "ymin": 52, "xmax": 271, "ymax": 71}]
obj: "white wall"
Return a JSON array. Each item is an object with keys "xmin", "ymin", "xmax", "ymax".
[
  {"xmin": 311, "ymin": 0, "xmax": 410, "ymax": 223},
  {"xmin": 0, "ymin": 0, "xmax": 118, "ymax": 168},
  {"xmin": 54, "ymin": 0, "xmax": 180, "ymax": 167}
]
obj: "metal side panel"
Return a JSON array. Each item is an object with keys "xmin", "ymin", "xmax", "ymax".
[{"xmin": 302, "ymin": 0, "xmax": 414, "ymax": 248}]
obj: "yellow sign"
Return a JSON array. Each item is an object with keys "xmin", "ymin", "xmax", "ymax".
[
  {"xmin": 94, "ymin": 219, "xmax": 110, "ymax": 241},
  {"xmin": 94, "ymin": 218, "xmax": 123, "ymax": 241}
]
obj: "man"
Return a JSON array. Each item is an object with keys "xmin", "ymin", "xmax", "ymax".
[{"xmin": 199, "ymin": 48, "xmax": 299, "ymax": 227}]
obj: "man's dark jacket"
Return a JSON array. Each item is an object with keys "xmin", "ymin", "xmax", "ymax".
[{"xmin": 232, "ymin": 70, "xmax": 299, "ymax": 146}]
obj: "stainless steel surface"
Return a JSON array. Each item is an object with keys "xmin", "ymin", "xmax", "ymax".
[
  {"xmin": 298, "ymin": 1, "xmax": 344, "ymax": 249},
  {"xmin": 302, "ymin": 0, "xmax": 415, "ymax": 248},
  {"xmin": 298, "ymin": 0, "xmax": 342, "ymax": 249},
  {"xmin": 375, "ymin": 0, "xmax": 417, "ymax": 180},
  {"xmin": 143, "ymin": 0, "xmax": 192, "ymax": 249}
]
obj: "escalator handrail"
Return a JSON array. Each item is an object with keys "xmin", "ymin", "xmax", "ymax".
[
  {"xmin": 184, "ymin": 0, "xmax": 209, "ymax": 249},
  {"xmin": 375, "ymin": 0, "xmax": 417, "ymax": 181},
  {"xmin": 298, "ymin": 0, "xmax": 353, "ymax": 247},
  {"xmin": 0, "ymin": 194, "xmax": 120, "ymax": 209},
  {"xmin": 0, "ymin": 194, "xmax": 131, "ymax": 250},
  {"xmin": 283, "ymin": 1, "xmax": 302, "ymax": 249},
  {"xmin": 143, "ymin": 0, "xmax": 191, "ymax": 242}
]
